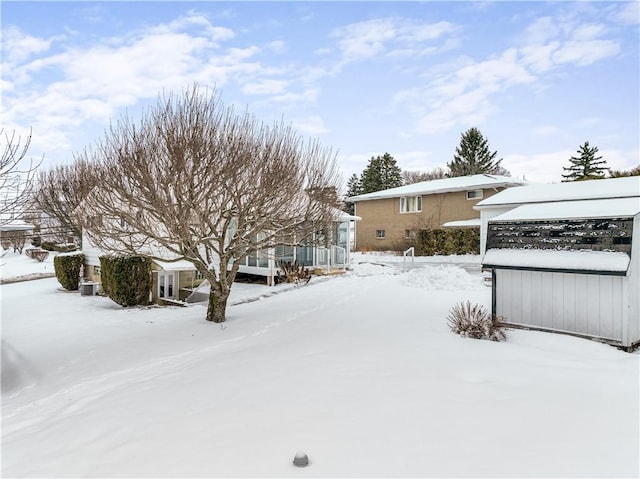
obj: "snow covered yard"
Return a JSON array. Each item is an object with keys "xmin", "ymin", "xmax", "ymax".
[{"xmin": 1, "ymin": 255, "xmax": 638, "ymax": 477}]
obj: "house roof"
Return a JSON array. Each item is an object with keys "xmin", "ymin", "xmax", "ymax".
[
  {"xmin": 347, "ymin": 174, "xmax": 526, "ymax": 202},
  {"xmin": 0, "ymin": 220, "xmax": 35, "ymax": 232},
  {"xmin": 489, "ymin": 197, "xmax": 640, "ymax": 222},
  {"xmin": 475, "ymin": 176, "xmax": 640, "ymax": 209}
]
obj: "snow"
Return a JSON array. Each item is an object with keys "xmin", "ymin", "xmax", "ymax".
[
  {"xmin": 1, "ymin": 252, "xmax": 638, "ymax": 477},
  {"xmin": 476, "ymin": 176, "xmax": 640, "ymax": 208},
  {"xmin": 441, "ymin": 218, "xmax": 481, "ymax": 227},
  {"xmin": 483, "ymin": 248, "xmax": 631, "ymax": 272},
  {"xmin": 0, "ymin": 250, "xmax": 57, "ymax": 282},
  {"xmin": 152, "ymin": 258, "xmax": 199, "ymax": 271},
  {"xmin": 491, "ymin": 197, "xmax": 640, "ymax": 221},
  {"xmin": 348, "ymin": 174, "xmax": 525, "ymax": 201}
]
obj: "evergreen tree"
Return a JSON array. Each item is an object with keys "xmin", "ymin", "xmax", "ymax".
[
  {"xmin": 359, "ymin": 152, "xmax": 403, "ymax": 194},
  {"xmin": 344, "ymin": 173, "xmax": 362, "ymax": 214},
  {"xmin": 562, "ymin": 141, "xmax": 609, "ymax": 182},
  {"xmin": 447, "ymin": 127, "xmax": 503, "ymax": 177}
]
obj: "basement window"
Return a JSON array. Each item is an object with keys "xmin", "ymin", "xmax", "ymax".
[{"xmin": 376, "ymin": 229, "xmax": 386, "ymax": 239}]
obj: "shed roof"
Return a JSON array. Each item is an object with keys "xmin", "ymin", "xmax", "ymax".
[
  {"xmin": 490, "ymin": 197, "xmax": 640, "ymax": 222},
  {"xmin": 152, "ymin": 259, "xmax": 197, "ymax": 271},
  {"xmin": 475, "ymin": 176, "xmax": 640, "ymax": 209},
  {"xmin": 482, "ymin": 248, "xmax": 630, "ymax": 274},
  {"xmin": 347, "ymin": 174, "xmax": 525, "ymax": 202}
]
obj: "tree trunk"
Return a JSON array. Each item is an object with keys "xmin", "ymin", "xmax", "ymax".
[{"xmin": 206, "ymin": 289, "xmax": 229, "ymax": 323}]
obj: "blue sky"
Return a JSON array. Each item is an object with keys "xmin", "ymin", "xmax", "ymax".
[{"xmin": 1, "ymin": 1, "xmax": 638, "ymax": 186}]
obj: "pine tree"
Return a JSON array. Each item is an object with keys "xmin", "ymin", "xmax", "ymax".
[
  {"xmin": 447, "ymin": 127, "xmax": 503, "ymax": 177},
  {"xmin": 344, "ymin": 173, "xmax": 362, "ymax": 214},
  {"xmin": 562, "ymin": 141, "xmax": 609, "ymax": 182},
  {"xmin": 360, "ymin": 152, "xmax": 403, "ymax": 194}
]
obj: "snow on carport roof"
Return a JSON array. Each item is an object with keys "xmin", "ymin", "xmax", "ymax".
[
  {"xmin": 475, "ymin": 176, "xmax": 640, "ymax": 208},
  {"xmin": 489, "ymin": 197, "xmax": 640, "ymax": 222},
  {"xmin": 482, "ymin": 248, "xmax": 631, "ymax": 273}
]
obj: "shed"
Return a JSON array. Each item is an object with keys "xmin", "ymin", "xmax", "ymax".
[{"xmin": 481, "ymin": 193, "xmax": 640, "ymax": 350}]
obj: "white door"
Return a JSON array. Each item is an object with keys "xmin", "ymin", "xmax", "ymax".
[{"xmin": 158, "ymin": 272, "xmax": 176, "ymax": 299}]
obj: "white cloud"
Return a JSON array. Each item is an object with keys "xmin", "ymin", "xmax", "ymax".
[
  {"xmin": 1, "ymin": 26, "xmax": 60, "ymax": 64},
  {"xmin": 331, "ymin": 18, "xmax": 460, "ymax": 62},
  {"xmin": 552, "ymin": 39, "xmax": 620, "ymax": 66},
  {"xmin": 242, "ymin": 79, "xmax": 288, "ymax": 96},
  {"xmin": 290, "ymin": 115, "xmax": 328, "ymax": 136},
  {"xmin": 609, "ymin": 2, "xmax": 639, "ymax": 25}
]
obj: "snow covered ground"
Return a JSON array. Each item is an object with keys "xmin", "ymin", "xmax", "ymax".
[{"xmin": 1, "ymin": 252, "xmax": 638, "ymax": 477}]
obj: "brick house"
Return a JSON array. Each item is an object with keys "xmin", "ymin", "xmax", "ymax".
[{"xmin": 347, "ymin": 174, "xmax": 526, "ymax": 251}]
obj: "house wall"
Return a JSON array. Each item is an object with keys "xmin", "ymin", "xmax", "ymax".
[
  {"xmin": 494, "ymin": 268, "xmax": 628, "ymax": 345},
  {"xmin": 354, "ymin": 188, "xmax": 503, "ymax": 251}
]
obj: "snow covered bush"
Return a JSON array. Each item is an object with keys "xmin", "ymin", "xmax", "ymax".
[
  {"xmin": 447, "ymin": 301, "xmax": 506, "ymax": 341},
  {"xmin": 99, "ymin": 255, "xmax": 151, "ymax": 307},
  {"xmin": 54, "ymin": 252, "xmax": 85, "ymax": 290},
  {"xmin": 31, "ymin": 250, "xmax": 50, "ymax": 262}
]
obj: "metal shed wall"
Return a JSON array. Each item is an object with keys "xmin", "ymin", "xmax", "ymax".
[{"xmin": 495, "ymin": 269, "xmax": 628, "ymax": 344}]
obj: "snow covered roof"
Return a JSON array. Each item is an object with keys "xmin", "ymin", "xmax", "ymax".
[
  {"xmin": 490, "ymin": 197, "xmax": 640, "ymax": 222},
  {"xmin": 0, "ymin": 220, "xmax": 35, "ymax": 232},
  {"xmin": 482, "ymin": 248, "xmax": 630, "ymax": 274},
  {"xmin": 347, "ymin": 174, "xmax": 526, "ymax": 202},
  {"xmin": 475, "ymin": 176, "xmax": 640, "ymax": 209},
  {"xmin": 442, "ymin": 218, "xmax": 481, "ymax": 228},
  {"xmin": 334, "ymin": 209, "xmax": 361, "ymax": 221},
  {"xmin": 152, "ymin": 259, "xmax": 197, "ymax": 271}
]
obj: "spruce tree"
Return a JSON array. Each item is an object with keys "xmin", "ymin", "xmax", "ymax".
[
  {"xmin": 344, "ymin": 173, "xmax": 362, "ymax": 214},
  {"xmin": 359, "ymin": 152, "xmax": 403, "ymax": 194},
  {"xmin": 561, "ymin": 142, "xmax": 609, "ymax": 181},
  {"xmin": 447, "ymin": 127, "xmax": 503, "ymax": 177}
]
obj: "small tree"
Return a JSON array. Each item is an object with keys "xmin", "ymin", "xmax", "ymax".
[
  {"xmin": 360, "ymin": 152, "xmax": 403, "ymax": 194},
  {"xmin": 447, "ymin": 127, "xmax": 503, "ymax": 177},
  {"xmin": 562, "ymin": 141, "xmax": 609, "ymax": 182},
  {"xmin": 36, "ymin": 157, "xmax": 99, "ymax": 247},
  {"xmin": 81, "ymin": 85, "xmax": 341, "ymax": 323},
  {"xmin": 343, "ymin": 173, "xmax": 362, "ymax": 215}
]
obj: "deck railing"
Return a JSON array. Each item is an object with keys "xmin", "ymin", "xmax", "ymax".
[{"xmin": 403, "ymin": 246, "xmax": 415, "ymax": 272}]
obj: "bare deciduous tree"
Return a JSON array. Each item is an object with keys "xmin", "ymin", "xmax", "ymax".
[
  {"xmin": 36, "ymin": 157, "xmax": 99, "ymax": 247},
  {"xmin": 402, "ymin": 167, "xmax": 448, "ymax": 185},
  {"xmin": 0, "ymin": 129, "xmax": 41, "ymax": 225},
  {"xmin": 81, "ymin": 85, "xmax": 342, "ymax": 322}
]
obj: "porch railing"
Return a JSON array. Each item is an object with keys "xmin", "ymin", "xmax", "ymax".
[{"xmin": 403, "ymin": 246, "xmax": 415, "ymax": 272}]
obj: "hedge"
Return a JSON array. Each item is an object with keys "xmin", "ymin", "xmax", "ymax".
[
  {"xmin": 414, "ymin": 227, "xmax": 480, "ymax": 256},
  {"xmin": 54, "ymin": 252, "xmax": 85, "ymax": 290},
  {"xmin": 99, "ymin": 255, "xmax": 152, "ymax": 307}
]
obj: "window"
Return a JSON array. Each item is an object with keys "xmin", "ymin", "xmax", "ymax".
[
  {"xmin": 466, "ymin": 190, "xmax": 483, "ymax": 200},
  {"xmin": 194, "ymin": 270, "xmax": 204, "ymax": 280},
  {"xmin": 94, "ymin": 265, "xmax": 101, "ymax": 276},
  {"xmin": 405, "ymin": 229, "xmax": 416, "ymax": 240},
  {"xmin": 400, "ymin": 196, "xmax": 422, "ymax": 213},
  {"xmin": 376, "ymin": 229, "xmax": 386, "ymax": 239}
]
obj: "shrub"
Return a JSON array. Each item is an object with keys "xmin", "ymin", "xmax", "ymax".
[
  {"xmin": 32, "ymin": 250, "xmax": 50, "ymax": 262},
  {"xmin": 99, "ymin": 255, "xmax": 151, "ymax": 307},
  {"xmin": 277, "ymin": 260, "xmax": 311, "ymax": 284},
  {"xmin": 447, "ymin": 301, "xmax": 506, "ymax": 342},
  {"xmin": 415, "ymin": 227, "xmax": 480, "ymax": 256},
  {"xmin": 41, "ymin": 241, "xmax": 76, "ymax": 252},
  {"xmin": 54, "ymin": 252, "xmax": 85, "ymax": 290}
]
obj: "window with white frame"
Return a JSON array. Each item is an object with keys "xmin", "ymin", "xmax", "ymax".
[
  {"xmin": 466, "ymin": 189, "xmax": 483, "ymax": 200},
  {"xmin": 405, "ymin": 229, "xmax": 416, "ymax": 240},
  {"xmin": 400, "ymin": 196, "xmax": 422, "ymax": 213},
  {"xmin": 376, "ymin": 229, "xmax": 386, "ymax": 239}
]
